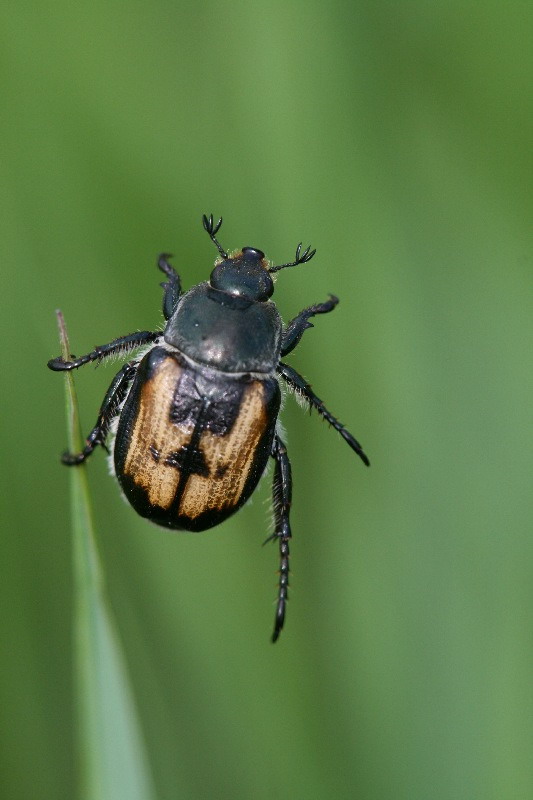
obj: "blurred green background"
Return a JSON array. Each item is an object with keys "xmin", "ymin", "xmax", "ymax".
[{"xmin": 2, "ymin": 2, "xmax": 532, "ymax": 798}]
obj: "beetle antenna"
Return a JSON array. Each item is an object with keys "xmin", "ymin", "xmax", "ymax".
[
  {"xmin": 269, "ymin": 242, "xmax": 316, "ymax": 273},
  {"xmin": 202, "ymin": 214, "xmax": 228, "ymax": 259}
]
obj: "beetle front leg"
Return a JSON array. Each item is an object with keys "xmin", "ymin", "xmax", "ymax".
[
  {"xmin": 48, "ymin": 330, "xmax": 160, "ymax": 371},
  {"xmin": 269, "ymin": 433, "xmax": 293, "ymax": 643},
  {"xmin": 158, "ymin": 253, "xmax": 182, "ymax": 320},
  {"xmin": 280, "ymin": 296, "xmax": 339, "ymax": 356},
  {"xmin": 62, "ymin": 362, "xmax": 138, "ymax": 465},
  {"xmin": 277, "ymin": 361, "xmax": 370, "ymax": 467}
]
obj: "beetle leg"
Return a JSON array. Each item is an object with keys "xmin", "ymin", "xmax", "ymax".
[
  {"xmin": 269, "ymin": 433, "xmax": 293, "ymax": 643},
  {"xmin": 158, "ymin": 253, "xmax": 182, "ymax": 320},
  {"xmin": 280, "ymin": 296, "xmax": 339, "ymax": 356},
  {"xmin": 47, "ymin": 331, "xmax": 160, "ymax": 371},
  {"xmin": 277, "ymin": 361, "xmax": 370, "ymax": 467},
  {"xmin": 61, "ymin": 362, "xmax": 138, "ymax": 465}
]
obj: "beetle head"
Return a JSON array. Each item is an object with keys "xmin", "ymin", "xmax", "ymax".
[{"xmin": 210, "ymin": 247, "xmax": 274, "ymax": 302}]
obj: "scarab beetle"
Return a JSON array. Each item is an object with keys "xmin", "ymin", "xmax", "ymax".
[{"xmin": 48, "ymin": 215, "xmax": 370, "ymax": 642}]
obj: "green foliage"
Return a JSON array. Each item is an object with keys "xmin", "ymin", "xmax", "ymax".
[{"xmin": 58, "ymin": 312, "xmax": 156, "ymax": 799}]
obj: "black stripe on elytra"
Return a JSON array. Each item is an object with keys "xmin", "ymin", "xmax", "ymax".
[
  {"xmin": 164, "ymin": 444, "xmax": 209, "ymax": 476},
  {"xmin": 169, "ymin": 398, "xmax": 211, "ymax": 515}
]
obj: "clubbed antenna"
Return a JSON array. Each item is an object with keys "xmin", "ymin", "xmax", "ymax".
[
  {"xmin": 202, "ymin": 214, "xmax": 228, "ymax": 259},
  {"xmin": 269, "ymin": 242, "xmax": 316, "ymax": 274}
]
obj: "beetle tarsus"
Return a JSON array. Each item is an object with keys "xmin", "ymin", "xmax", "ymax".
[
  {"xmin": 280, "ymin": 295, "xmax": 339, "ymax": 356},
  {"xmin": 48, "ymin": 356, "xmax": 73, "ymax": 371},
  {"xmin": 61, "ymin": 450, "xmax": 88, "ymax": 465},
  {"xmin": 158, "ymin": 254, "xmax": 182, "ymax": 319},
  {"xmin": 270, "ymin": 434, "xmax": 292, "ymax": 643},
  {"xmin": 157, "ymin": 252, "xmax": 175, "ymax": 276}
]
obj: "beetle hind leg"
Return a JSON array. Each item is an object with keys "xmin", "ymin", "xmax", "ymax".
[
  {"xmin": 269, "ymin": 434, "xmax": 293, "ymax": 643},
  {"xmin": 61, "ymin": 362, "xmax": 138, "ymax": 466}
]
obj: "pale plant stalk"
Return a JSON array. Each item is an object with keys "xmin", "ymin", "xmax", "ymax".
[{"xmin": 56, "ymin": 310, "xmax": 157, "ymax": 800}]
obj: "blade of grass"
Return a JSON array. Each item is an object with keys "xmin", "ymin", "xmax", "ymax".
[{"xmin": 56, "ymin": 311, "xmax": 157, "ymax": 800}]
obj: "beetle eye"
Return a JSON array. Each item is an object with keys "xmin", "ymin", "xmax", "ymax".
[{"xmin": 242, "ymin": 247, "xmax": 265, "ymax": 259}]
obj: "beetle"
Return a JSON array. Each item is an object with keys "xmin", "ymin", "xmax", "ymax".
[{"xmin": 48, "ymin": 214, "xmax": 370, "ymax": 642}]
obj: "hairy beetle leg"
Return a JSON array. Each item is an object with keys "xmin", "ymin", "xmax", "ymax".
[
  {"xmin": 48, "ymin": 331, "xmax": 160, "ymax": 371},
  {"xmin": 278, "ymin": 361, "xmax": 370, "ymax": 467},
  {"xmin": 62, "ymin": 362, "xmax": 138, "ymax": 465},
  {"xmin": 270, "ymin": 434, "xmax": 293, "ymax": 643}
]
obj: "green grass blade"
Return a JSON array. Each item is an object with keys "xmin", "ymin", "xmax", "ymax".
[{"xmin": 56, "ymin": 311, "xmax": 157, "ymax": 800}]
